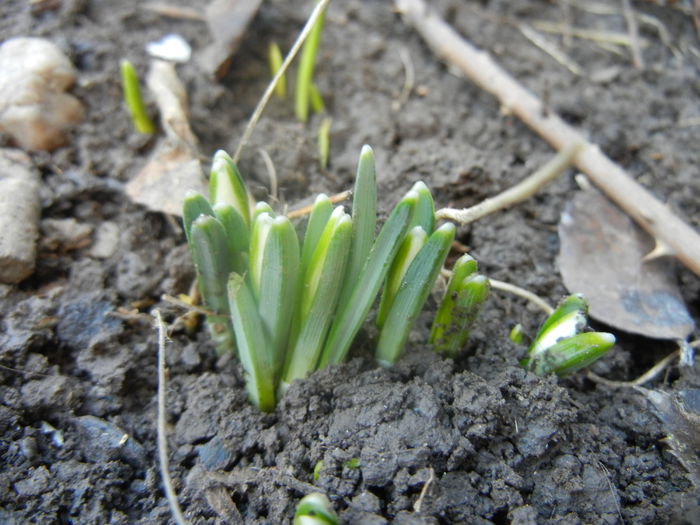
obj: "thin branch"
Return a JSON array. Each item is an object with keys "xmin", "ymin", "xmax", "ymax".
[
  {"xmin": 395, "ymin": 0, "xmax": 700, "ymax": 278},
  {"xmin": 518, "ymin": 24, "xmax": 583, "ymax": 76},
  {"xmin": 587, "ymin": 349, "xmax": 680, "ymax": 388},
  {"xmin": 436, "ymin": 143, "xmax": 580, "ymax": 225},
  {"xmin": 233, "ymin": 0, "xmax": 330, "ymax": 164},
  {"xmin": 286, "ymin": 189, "xmax": 352, "ymax": 219},
  {"xmin": 154, "ymin": 310, "xmax": 189, "ymax": 525},
  {"xmin": 489, "ymin": 279, "xmax": 554, "ymax": 315}
]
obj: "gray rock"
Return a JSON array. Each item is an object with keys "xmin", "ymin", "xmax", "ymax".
[{"xmin": 74, "ymin": 415, "xmax": 146, "ymax": 467}]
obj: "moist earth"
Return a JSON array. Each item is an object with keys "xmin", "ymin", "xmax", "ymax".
[{"xmin": 1, "ymin": 0, "xmax": 699, "ymax": 524}]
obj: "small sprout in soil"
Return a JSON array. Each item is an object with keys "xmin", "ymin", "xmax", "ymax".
[
  {"xmin": 268, "ymin": 42, "xmax": 286, "ymax": 99},
  {"xmin": 317, "ymin": 117, "xmax": 331, "ymax": 169},
  {"xmin": 509, "ymin": 323, "xmax": 525, "ymax": 345},
  {"xmin": 313, "ymin": 460, "xmax": 324, "ymax": 481},
  {"xmin": 430, "ymin": 254, "xmax": 491, "ymax": 358},
  {"xmin": 295, "ymin": 0, "xmax": 327, "ymax": 122},
  {"xmin": 309, "ymin": 83, "xmax": 326, "ymax": 114},
  {"xmin": 294, "ymin": 493, "xmax": 339, "ymax": 525},
  {"xmin": 183, "ymin": 145, "xmax": 454, "ymax": 410},
  {"xmin": 521, "ymin": 294, "xmax": 616, "ymax": 376},
  {"xmin": 120, "ymin": 59, "xmax": 155, "ymax": 134},
  {"xmin": 344, "ymin": 457, "xmax": 361, "ymax": 469}
]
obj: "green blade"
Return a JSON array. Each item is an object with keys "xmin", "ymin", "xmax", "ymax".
[
  {"xmin": 120, "ymin": 59, "xmax": 155, "ymax": 134},
  {"xmin": 190, "ymin": 215, "xmax": 236, "ymax": 354},
  {"xmin": 430, "ymin": 274, "xmax": 490, "ymax": 358},
  {"xmin": 295, "ymin": 1, "xmax": 327, "ymax": 122},
  {"xmin": 268, "ymin": 42, "xmax": 286, "ymax": 99},
  {"xmin": 249, "ymin": 212, "xmax": 274, "ymax": 299},
  {"xmin": 429, "ymin": 253, "xmax": 479, "ymax": 347},
  {"xmin": 257, "ymin": 216, "xmax": 301, "ymax": 380},
  {"xmin": 339, "ymin": 145, "xmax": 377, "ymax": 305},
  {"xmin": 530, "ymin": 294, "xmax": 588, "ymax": 357},
  {"xmin": 528, "ymin": 331, "xmax": 615, "ymax": 376},
  {"xmin": 319, "ymin": 191, "xmax": 417, "ymax": 367},
  {"xmin": 301, "ymin": 194, "xmax": 334, "ymax": 275},
  {"xmin": 253, "ymin": 201, "xmax": 275, "ymax": 221},
  {"xmin": 227, "ymin": 273, "xmax": 276, "ymax": 412},
  {"xmin": 183, "ymin": 191, "xmax": 215, "ymax": 245},
  {"xmin": 376, "ymin": 226, "xmax": 428, "ymax": 329},
  {"xmin": 375, "ymin": 223, "xmax": 455, "ymax": 366},
  {"xmin": 283, "ymin": 212, "xmax": 351, "ymax": 388},
  {"xmin": 209, "ymin": 150, "xmax": 251, "ymax": 227},
  {"xmin": 408, "ymin": 181, "xmax": 435, "ymax": 235},
  {"xmin": 212, "ymin": 203, "xmax": 249, "ymax": 272}
]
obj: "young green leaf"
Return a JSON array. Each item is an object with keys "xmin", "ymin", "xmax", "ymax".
[
  {"xmin": 295, "ymin": 0, "xmax": 327, "ymax": 122},
  {"xmin": 309, "ymin": 83, "xmax": 326, "ymax": 114},
  {"xmin": 430, "ymin": 273, "xmax": 490, "ymax": 358},
  {"xmin": 120, "ymin": 59, "xmax": 155, "ymax": 134},
  {"xmin": 509, "ymin": 323, "xmax": 525, "ymax": 345},
  {"xmin": 253, "ymin": 201, "xmax": 275, "ymax": 221},
  {"xmin": 293, "ymin": 493, "xmax": 338, "ymax": 525},
  {"xmin": 227, "ymin": 273, "xmax": 277, "ymax": 412},
  {"xmin": 301, "ymin": 194, "xmax": 334, "ymax": 275},
  {"xmin": 183, "ymin": 191, "xmax": 215, "ymax": 245},
  {"xmin": 319, "ymin": 191, "xmax": 417, "ymax": 367},
  {"xmin": 318, "ymin": 117, "xmax": 331, "ymax": 169},
  {"xmin": 408, "ymin": 181, "xmax": 435, "ymax": 235},
  {"xmin": 429, "ymin": 254, "xmax": 479, "ymax": 347},
  {"xmin": 376, "ymin": 223, "xmax": 455, "ymax": 366},
  {"xmin": 523, "ymin": 331, "xmax": 616, "ymax": 376},
  {"xmin": 268, "ymin": 42, "xmax": 286, "ymax": 99},
  {"xmin": 189, "ymin": 215, "xmax": 236, "ymax": 354},
  {"xmin": 256, "ymin": 215, "xmax": 301, "ymax": 379},
  {"xmin": 530, "ymin": 294, "xmax": 588, "ymax": 357},
  {"xmin": 376, "ymin": 226, "xmax": 428, "ymax": 329},
  {"xmin": 209, "ymin": 150, "xmax": 250, "ymax": 227},
  {"xmin": 283, "ymin": 209, "xmax": 351, "ymax": 387},
  {"xmin": 249, "ymin": 212, "xmax": 274, "ymax": 299},
  {"xmin": 339, "ymin": 145, "xmax": 377, "ymax": 305},
  {"xmin": 213, "ymin": 203, "xmax": 249, "ymax": 263}
]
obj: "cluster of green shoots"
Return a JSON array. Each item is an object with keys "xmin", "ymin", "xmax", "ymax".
[
  {"xmin": 520, "ymin": 294, "xmax": 615, "ymax": 376},
  {"xmin": 269, "ymin": 0, "xmax": 331, "ymax": 167},
  {"xmin": 183, "ymin": 145, "xmax": 484, "ymax": 411}
]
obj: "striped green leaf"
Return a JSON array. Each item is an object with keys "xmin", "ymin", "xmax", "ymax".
[
  {"xmin": 376, "ymin": 223, "xmax": 455, "ymax": 366},
  {"xmin": 523, "ymin": 331, "xmax": 615, "ymax": 376},
  {"xmin": 209, "ymin": 150, "xmax": 250, "ymax": 227}
]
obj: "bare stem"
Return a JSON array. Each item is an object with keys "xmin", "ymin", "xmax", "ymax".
[
  {"xmin": 436, "ymin": 144, "xmax": 580, "ymax": 225},
  {"xmin": 154, "ymin": 310, "xmax": 189, "ymax": 525},
  {"xmin": 489, "ymin": 279, "xmax": 554, "ymax": 315}
]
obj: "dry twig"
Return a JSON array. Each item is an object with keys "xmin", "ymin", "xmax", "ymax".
[
  {"xmin": 395, "ymin": 0, "xmax": 700, "ymax": 278},
  {"xmin": 154, "ymin": 310, "xmax": 189, "ymax": 525}
]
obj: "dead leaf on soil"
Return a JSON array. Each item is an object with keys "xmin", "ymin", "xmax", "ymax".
[
  {"xmin": 198, "ymin": 0, "xmax": 263, "ymax": 79},
  {"xmin": 637, "ymin": 387, "xmax": 700, "ymax": 487},
  {"xmin": 125, "ymin": 145, "xmax": 206, "ymax": 217},
  {"xmin": 558, "ymin": 189, "xmax": 694, "ymax": 340}
]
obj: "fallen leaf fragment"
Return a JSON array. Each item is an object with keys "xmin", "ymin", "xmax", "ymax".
[
  {"xmin": 199, "ymin": 0, "xmax": 263, "ymax": 78},
  {"xmin": 558, "ymin": 189, "xmax": 694, "ymax": 340},
  {"xmin": 126, "ymin": 144, "xmax": 206, "ymax": 217},
  {"xmin": 0, "ymin": 37, "xmax": 84, "ymax": 151}
]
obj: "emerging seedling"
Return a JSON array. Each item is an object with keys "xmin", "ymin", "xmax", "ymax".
[
  {"xmin": 295, "ymin": 0, "xmax": 327, "ymax": 122},
  {"xmin": 183, "ymin": 145, "xmax": 454, "ymax": 410},
  {"xmin": 120, "ymin": 59, "xmax": 155, "ymax": 134},
  {"xmin": 430, "ymin": 254, "xmax": 490, "ymax": 358},
  {"xmin": 268, "ymin": 42, "xmax": 286, "ymax": 99},
  {"xmin": 521, "ymin": 294, "xmax": 615, "ymax": 376},
  {"xmin": 294, "ymin": 493, "xmax": 338, "ymax": 525}
]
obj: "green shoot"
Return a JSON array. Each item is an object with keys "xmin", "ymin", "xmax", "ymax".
[
  {"xmin": 313, "ymin": 460, "xmax": 324, "ymax": 481},
  {"xmin": 430, "ymin": 254, "xmax": 490, "ymax": 358},
  {"xmin": 268, "ymin": 42, "xmax": 286, "ymax": 99},
  {"xmin": 509, "ymin": 323, "xmax": 525, "ymax": 345},
  {"xmin": 294, "ymin": 493, "xmax": 338, "ymax": 525},
  {"xmin": 318, "ymin": 117, "xmax": 331, "ymax": 169},
  {"xmin": 319, "ymin": 191, "xmax": 416, "ymax": 367},
  {"xmin": 295, "ymin": 0, "xmax": 327, "ymax": 122},
  {"xmin": 521, "ymin": 294, "xmax": 615, "ymax": 376},
  {"xmin": 120, "ymin": 59, "xmax": 155, "ymax": 134},
  {"xmin": 183, "ymin": 146, "xmax": 458, "ymax": 410},
  {"xmin": 309, "ymin": 83, "xmax": 326, "ymax": 114},
  {"xmin": 376, "ymin": 223, "xmax": 455, "ymax": 366}
]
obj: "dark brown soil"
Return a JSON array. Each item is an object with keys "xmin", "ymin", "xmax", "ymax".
[{"xmin": 1, "ymin": 0, "xmax": 700, "ymax": 523}]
